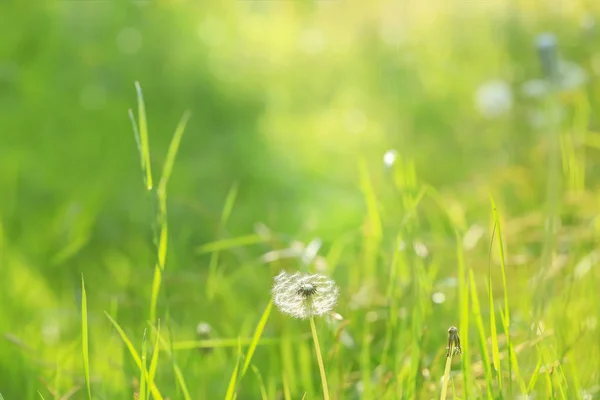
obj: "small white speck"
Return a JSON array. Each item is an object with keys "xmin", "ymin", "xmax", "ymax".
[
  {"xmin": 413, "ymin": 241, "xmax": 429, "ymax": 258},
  {"xmin": 383, "ymin": 149, "xmax": 398, "ymax": 168},
  {"xmin": 474, "ymin": 79, "xmax": 513, "ymax": 118},
  {"xmin": 432, "ymin": 292, "xmax": 446, "ymax": 304},
  {"xmin": 196, "ymin": 322, "xmax": 212, "ymax": 336}
]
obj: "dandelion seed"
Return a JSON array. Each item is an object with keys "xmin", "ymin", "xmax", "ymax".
[{"xmin": 272, "ymin": 270, "xmax": 339, "ymax": 320}]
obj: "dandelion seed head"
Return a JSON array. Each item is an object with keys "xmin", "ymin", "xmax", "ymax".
[
  {"xmin": 297, "ymin": 283, "xmax": 317, "ymax": 297},
  {"xmin": 272, "ymin": 270, "xmax": 339, "ymax": 319}
]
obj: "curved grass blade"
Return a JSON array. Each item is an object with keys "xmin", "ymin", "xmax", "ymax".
[
  {"xmin": 104, "ymin": 312, "xmax": 163, "ymax": 400},
  {"xmin": 81, "ymin": 274, "xmax": 92, "ymax": 400},
  {"xmin": 207, "ymin": 182, "xmax": 240, "ymax": 300},
  {"xmin": 469, "ymin": 269, "xmax": 494, "ymax": 398},
  {"xmin": 148, "ymin": 319, "xmax": 161, "ymax": 400},
  {"xmin": 224, "ymin": 338, "xmax": 242, "ymax": 400},
  {"xmin": 487, "ymin": 220, "xmax": 502, "ymax": 391},
  {"xmin": 133, "ymin": 81, "xmax": 153, "ymax": 191},
  {"xmin": 140, "ymin": 328, "xmax": 148, "ymax": 400},
  {"xmin": 148, "ymin": 321, "xmax": 191, "ymax": 400},
  {"xmin": 250, "ymin": 365, "xmax": 269, "ymax": 400},
  {"xmin": 455, "ymin": 230, "xmax": 471, "ymax": 398},
  {"xmin": 491, "ymin": 197, "xmax": 514, "ymax": 395},
  {"xmin": 149, "ymin": 110, "xmax": 191, "ymax": 322},
  {"xmin": 241, "ymin": 300, "xmax": 273, "ymax": 378}
]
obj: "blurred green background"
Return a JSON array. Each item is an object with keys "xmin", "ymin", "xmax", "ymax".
[{"xmin": 1, "ymin": 1, "xmax": 600, "ymax": 399}]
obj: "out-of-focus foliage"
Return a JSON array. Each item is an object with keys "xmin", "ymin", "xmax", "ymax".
[{"xmin": 1, "ymin": 0, "xmax": 600, "ymax": 399}]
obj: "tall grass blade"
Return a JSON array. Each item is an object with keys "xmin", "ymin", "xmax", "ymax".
[
  {"xmin": 358, "ymin": 157, "xmax": 382, "ymax": 282},
  {"xmin": 149, "ymin": 110, "xmax": 191, "ymax": 322},
  {"xmin": 133, "ymin": 81, "xmax": 153, "ymax": 190},
  {"xmin": 487, "ymin": 221, "xmax": 502, "ymax": 392},
  {"xmin": 81, "ymin": 274, "xmax": 92, "ymax": 400},
  {"xmin": 241, "ymin": 300, "xmax": 273, "ymax": 377},
  {"xmin": 251, "ymin": 365, "xmax": 269, "ymax": 400},
  {"xmin": 104, "ymin": 312, "xmax": 163, "ymax": 400},
  {"xmin": 224, "ymin": 338, "xmax": 242, "ymax": 400},
  {"xmin": 148, "ymin": 321, "xmax": 191, "ymax": 400},
  {"xmin": 527, "ymin": 352, "xmax": 543, "ymax": 394},
  {"xmin": 207, "ymin": 182, "xmax": 240, "ymax": 300},
  {"xmin": 455, "ymin": 230, "xmax": 471, "ymax": 397},
  {"xmin": 491, "ymin": 198, "xmax": 513, "ymax": 395},
  {"xmin": 148, "ymin": 319, "xmax": 161, "ymax": 400},
  {"xmin": 469, "ymin": 269, "xmax": 494, "ymax": 397},
  {"xmin": 140, "ymin": 328, "xmax": 148, "ymax": 400}
]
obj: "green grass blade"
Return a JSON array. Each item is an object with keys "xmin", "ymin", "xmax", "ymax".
[
  {"xmin": 251, "ymin": 365, "xmax": 269, "ymax": 400},
  {"xmin": 149, "ymin": 227, "xmax": 166, "ymax": 323},
  {"xmin": 490, "ymin": 198, "xmax": 510, "ymax": 324},
  {"xmin": 358, "ymin": 157, "xmax": 382, "ymax": 280},
  {"xmin": 487, "ymin": 220, "xmax": 502, "ymax": 391},
  {"xmin": 149, "ymin": 110, "xmax": 191, "ymax": 322},
  {"xmin": 241, "ymin": 300, "xmax": 273, "ymax": 377},
  {"xmin": 527, "ymin": 352, "xmax": 543, "ymax": 394},
  {"xmin": 134, "ymin": 81, "xmax": 153, "ymax": 190},
  {"xmin": 171, "ymin": 336, "xmax": 280, "ymax": 350},
  {"xmin": 500, "ymin": 308, "xmax": 526, "ymax": 394},
  {"xmin": 81, "ymin": 274, "xmax": 92, "ymax": 400},
  {"xmin": 104, "ymin": 312, "xmax": 163, "ymax": 400},
  {"xmin": 220, "ymin": 181, "xmax": 239, "ymax": 226},
  {"xmin": 469, "ymin": 269, "xmax": 494, "ymax": 397},
  {"xmin": 148, "ymin": 319, "xmax": 161, "ymax": 400},
  {"xmin": 148, "ymin": 321, "xmax": 191, "ymax": 400},
  {"xmin": 36, "ymin": 391, "xmax": 44, "ymax": 400},
  {"xmin": 157, "ymin": 110, "xmax": 192, "ymax": 208},
  {"xmin": 455, "ymin": 231, "xmax": 471, "ymax": 398},
  {"xmin": 207, "ymin": 182, "xmax": 242, "ymax": 300},
  {"xmin": 491, "ymin": 198, "xmax": 512, "ymax": 395},
  {"xmin": 196, "ymin": 234, "xmax": 267, "ymax": 254},
  {"xmin": 140, "ymin": 328, "xmax": 148, "ymax": 400},
  {"xmin": 224, "ymin": 338, "xmax": 242, "ymax": 400}
]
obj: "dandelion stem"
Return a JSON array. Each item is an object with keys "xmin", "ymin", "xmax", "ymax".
[
  {"xmin": 440, "ymin": 343, "xmax": 454, "ymax": 400},
  {"xmin": 309, "ymin": 317, "xmax": 330, "ymax": 400}
]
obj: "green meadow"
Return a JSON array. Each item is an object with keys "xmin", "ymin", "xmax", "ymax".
[{"xmin": 1, "ymin": 1, "xmax": 599, "ymax": 399}]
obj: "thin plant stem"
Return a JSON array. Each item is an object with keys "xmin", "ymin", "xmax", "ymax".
[
  {"xmin": 309, "ymin": 317, "xmax": 330, "ymax": 400},
  {"xmin": 440, "ymin": 343, "xmax": 454, "ymax": 400}
]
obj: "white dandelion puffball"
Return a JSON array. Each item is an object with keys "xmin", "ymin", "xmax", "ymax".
[
  {"xmin": 474, "ymin": 79, "xmax": 513, "ymax": 118},
  {"xmin": 272, "ymin": 270, "xmax": 339, "ymax": 319}
]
